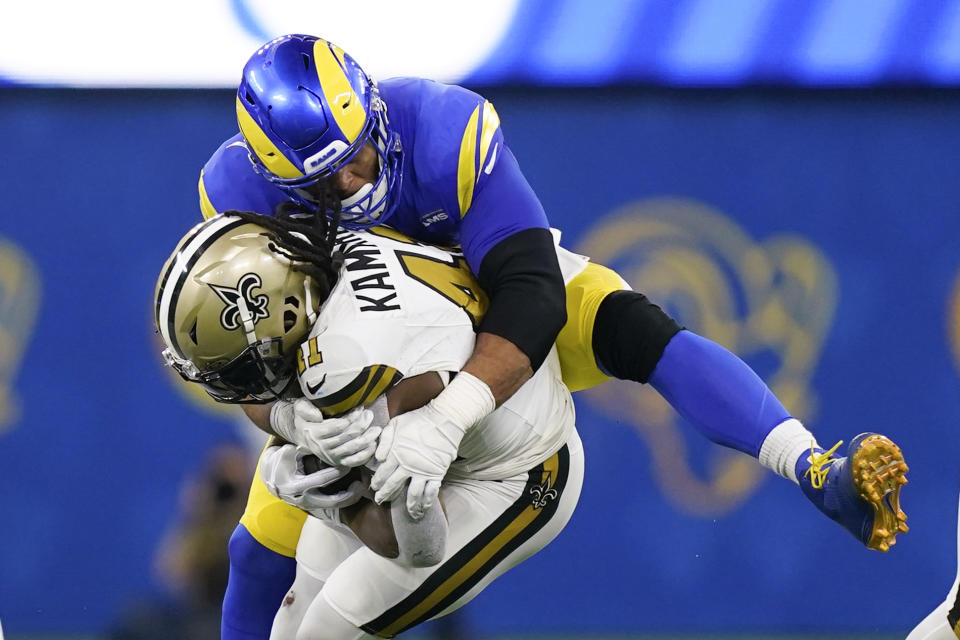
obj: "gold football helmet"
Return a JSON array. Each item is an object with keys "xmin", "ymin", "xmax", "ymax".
[{"xmin": 155, "ymin": 214, "xmax": 322, "ymax": 403}]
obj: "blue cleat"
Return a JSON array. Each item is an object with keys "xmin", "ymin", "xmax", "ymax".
[{"xmin": 797, "ymin": 433, "xmax": 909, "ymax": 552}]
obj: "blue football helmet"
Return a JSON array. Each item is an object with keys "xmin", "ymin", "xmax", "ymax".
[{"xmin": 236, "ymin": 34, "xmax": 403, "ymax": 229}]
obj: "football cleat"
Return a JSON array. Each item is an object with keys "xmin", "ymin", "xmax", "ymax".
[{"xmin": 797, "ymin": 433, "xmax": 909, "ymax": 552}]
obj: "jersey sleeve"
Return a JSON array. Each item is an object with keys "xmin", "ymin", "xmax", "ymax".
[
  {"xmin": 198, "ymin": 133, "xmax": 291, "ymax": 220},
  {"xmin": 458, "ymin": 141, "xmax": 550, "ymax": 274},
  {"xmin": 295, "ymin": 265, "xmax": 475, "ymax": 416},
  {"xmin": 411, "ymin": 83, "xmax": 550, "ymax": 272},
  {"xmin": 447, "ymin": 98, "xmax": 550, "ymax": 272}
]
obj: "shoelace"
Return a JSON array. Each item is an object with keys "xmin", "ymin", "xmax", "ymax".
[{"xmin": 803, "ymin": 440, "xmax": 843, "ymax": 489}]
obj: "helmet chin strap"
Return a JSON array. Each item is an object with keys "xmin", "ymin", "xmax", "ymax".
[
  {"xmin": 340, "ymin": 181, "xmax": 374, "ymax": 208},
  {"xmin": 236, "ymin": 296, "xmax": 259, "ymax": 348},
  {"xmin": 304, "ymin": 278, "xmax": 317, "ymax": 326}
]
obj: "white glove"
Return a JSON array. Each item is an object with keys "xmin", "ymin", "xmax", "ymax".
[
  {"xmin": 370, "ymin": 372, "xmax": 495, "ymax": 519},
  {"xmin": 272, "ymin": 398, "xmax": 381, "ymax": 468},
  {"xmin": 260, "ymin": 444, "xmax": 368, "ymax": 514},
  {"xmin": 370, "ymin": 403, "xmax": 458, "ymax": 519}
]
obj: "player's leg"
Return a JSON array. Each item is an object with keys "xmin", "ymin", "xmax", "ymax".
[
  {"xmin": 299, "ymin": 433, "xmax": 584, "ymax": 638},
  {"xmin": 906, "ymin": 492, "xmax": 960, "ymax": 639},
  {"xmin": 270, "ymin": 516, "xmax": 365, "ymax": 640},
  {"xmin": 268, "ymin": 565, "xmax": 325, "ymax": 640},
  {"xmin": 557, "ymin": 261, "xmax": 908, "ymax": 550},
  {"xmin": 223, "ymin": 447, "xmax": 309, "ymax": 640}
]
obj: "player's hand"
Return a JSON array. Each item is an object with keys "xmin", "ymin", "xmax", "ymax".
[
  {"xmin": 260, "ymin": 444, "xmax": 367, "ymax": 513},
  {"xmin": 370, "ymin": 402, "xmax": 461, "ymax": 519},
  {"xmin": 293, "ymin": 399, "xmax": 382, "ymax": 468}
]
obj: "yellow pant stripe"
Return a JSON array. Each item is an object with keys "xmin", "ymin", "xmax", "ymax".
[{"xmin": 363, "ymin": 447, "xmax": 570, "ymax": 638}]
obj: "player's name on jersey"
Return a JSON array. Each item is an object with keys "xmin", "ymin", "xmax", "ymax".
[{"xmin": 337, "ymin": 231, "xmax": 400, "ymax": 313}]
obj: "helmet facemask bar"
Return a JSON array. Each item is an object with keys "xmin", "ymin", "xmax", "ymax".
[
  {"xmin": 164, "ymin": 338, "xmax": 294, "ymax": 404},
  {"xmin": 333, "ymin": 104, "xmax": 402, "ymax": 230}
]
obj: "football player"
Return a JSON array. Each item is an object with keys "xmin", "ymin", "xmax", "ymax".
[
  {"xmin": 155, "ymin": 208, "xmax": 583, "ymax": 639},
  {"xmin": 199, "ymin": 34, "xmax": 910, "ymax": 639}
]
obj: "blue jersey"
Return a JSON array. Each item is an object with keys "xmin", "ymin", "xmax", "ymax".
[{"xmin": 200, "ymin": 78, "xmax": 550, "ymax": 272}]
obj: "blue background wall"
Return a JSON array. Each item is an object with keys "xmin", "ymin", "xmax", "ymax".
[{"xmin": 1, "ymin": 87, "xmax": 958, "ymax": 636}]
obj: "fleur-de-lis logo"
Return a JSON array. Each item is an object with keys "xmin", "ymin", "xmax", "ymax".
[
  {"xmin": 209, "ymin": 273, "xmax": 270, "ymax": 331},
  {"xmin": 530, "ymin": 473, "xmax": 558, "ymax": 510}
]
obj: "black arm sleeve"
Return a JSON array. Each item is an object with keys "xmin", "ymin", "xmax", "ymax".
[{"xmin": 476, "ymin": 228, "xmax": 566, "ymax": 371}]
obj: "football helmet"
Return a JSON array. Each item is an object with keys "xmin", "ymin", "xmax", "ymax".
[
  {"xmin": 236, "ymin": 34, "xmax": 403, "ymax": 230},
  {"xmin": 155, "ymin": 215, "xmax": 322, "ymax": 403}
]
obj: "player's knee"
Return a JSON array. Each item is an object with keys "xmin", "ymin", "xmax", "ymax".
[
  {"xmin": 592, "ymin": 290, "xmax": 682, "ymax": 383},
  {"xmin": 295, "ymin": 600, "xmax": 364, "ymax": 640}
]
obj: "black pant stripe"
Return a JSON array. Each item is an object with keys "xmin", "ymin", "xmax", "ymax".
[{"xmin": 361, "ymin": 445, "xmax": 571, "ymax": 638}]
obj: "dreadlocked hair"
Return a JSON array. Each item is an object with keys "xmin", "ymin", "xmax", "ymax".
[{"xmin": 224, "ymin": 197, "xmax": 343, "ymax": 303}]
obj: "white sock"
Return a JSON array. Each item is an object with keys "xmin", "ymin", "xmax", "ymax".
[{"xmin": 758, "ymin": 418, "xmax": 821, "ymax": 484}]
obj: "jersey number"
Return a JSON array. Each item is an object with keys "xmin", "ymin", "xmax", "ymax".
[{"xmin": 395, "ymin": 251, "xmax": 488, "ymax": 329}]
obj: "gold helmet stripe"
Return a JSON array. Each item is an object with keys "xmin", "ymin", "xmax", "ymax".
[
  {"xmin": 236, "ymin": 97, "xmax": 305, "ymax": 180},
  {"xmin": 156, "ymin": 216, "xmax": 251, "ymax": 359},
  {"xmin": 313, "ymin": 39, "xmax": 367, "ymax": 145}
]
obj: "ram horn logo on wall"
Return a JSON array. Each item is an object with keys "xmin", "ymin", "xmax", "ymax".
[
  {"xmin": 0, "ymin": 238, "xmax": 40, "ymax": 434},
  {"xmin": 948, "ymin": 272, "xmax": 960, "ymax": 373},
  {"xmin": 578, "ymin": 198, "xmax": 838, "ymax": 516}
]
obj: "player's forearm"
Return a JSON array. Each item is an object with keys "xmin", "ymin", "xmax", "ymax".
[
  {"xmin": 474, "ymin": 227, "xmax": 567, "ymax": 386},
  {"xmin": 241, "ymin": 402, "xmax": 276, "ymax": 436},
  {"xmin": 462, "ymin": 332, "xmax": 533, "ymax": 405}
]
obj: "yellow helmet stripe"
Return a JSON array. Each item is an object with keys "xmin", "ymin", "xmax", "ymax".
[
  {"xmin": 456, "ymin": 105, "xmax": 481, "ymax": 218},
  {"xmin": 477, "ymin": 101, "xmax": 500, "ymax": 176},
  {"xmin": 198, "ymin": 171, "xmax": 218, "ymax": 220},
  {"xmin": 236, "ymin": 96, "xmax": 304, "ymax": 180},
  {"xmin": 313, "ymin": 40, "xmax": 367, "ymax": 144}
]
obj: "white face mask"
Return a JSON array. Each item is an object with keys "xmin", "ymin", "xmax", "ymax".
[{"xmin": 339, "ymin": 151, "xmax": 389, "ymax": 224}]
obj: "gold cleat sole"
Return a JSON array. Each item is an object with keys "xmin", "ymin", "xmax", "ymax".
[{"xmin": 851, "ymin": 434, "xmax": 909, "ymax": 552}]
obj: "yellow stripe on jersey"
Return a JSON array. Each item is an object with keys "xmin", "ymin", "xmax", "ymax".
[
  {"xmin": 477, "ymin": 101, "xmax": 500, "ymax": 175},
  {"xmin": 457, "ymin": 101, "xmax": 501, "ymax": 219},
  {"xmin": 236, "ymin": 96, "xmax": 303, "ymax": 180},
  {"xmin": 198, "ymin": 171, "xmax": 218, "ymax": 220},
  {"xmin": 370, "ymin": 450, "xmax": 566, "ymax": 638},
  {"xmin": 315, "ymin": 365, "xmax": 401, "ymax": 417},
  {"xmin": 456, "ymin": 105, "xmax": 481, "ymax": 218},
  {"xmin": 313, "ymin": 40, "xmax": 367, "ymax": 144}
]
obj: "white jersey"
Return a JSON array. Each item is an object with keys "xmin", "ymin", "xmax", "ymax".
[{"xmin": 295, "ymin": 227, "xmax": 586, "ymax": 480}]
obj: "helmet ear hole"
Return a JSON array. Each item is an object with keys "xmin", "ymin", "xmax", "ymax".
[
  {"xmin": 284, "ymin": 309, "xmax": 297, "ymax": 332},
  {"xmin": 188, "ymin": 320, "xmax": 198, "ymax": 345}
]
